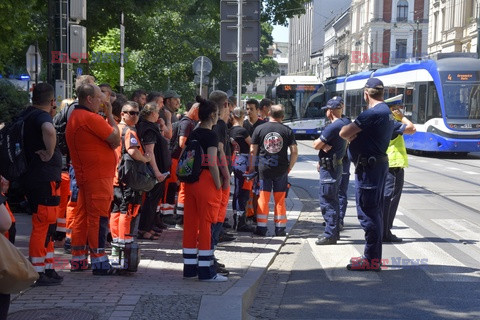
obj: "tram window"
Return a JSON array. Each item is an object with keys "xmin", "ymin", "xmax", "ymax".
[
  {"xmin": 418, "ymin": 84, "xmax": 427, "ymax": 123},
  {"xmin": 426, "ymin": 82, "xmax": 441, "ymax": 121},
  {"xmin": 405, "ymin": 83, "xmax": 417, "ymax": 122}
]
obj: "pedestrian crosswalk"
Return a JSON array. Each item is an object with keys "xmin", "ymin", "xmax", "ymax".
[{"xmin": 309, "ymin": 212, "xmax": 480, "ymax": 283}]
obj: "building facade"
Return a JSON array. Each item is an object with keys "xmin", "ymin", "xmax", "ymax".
[
  {"xmin": 428, "ymin": 0, "xmax": 478, "ymax": 55},
  {"xmin": 349, "ymin": 0, "xmax": 429, "ymax": 73},
  {"xmin": 245, "ymin": 42, "xmax": 288, "ymax": 97},
  {"xmin": 288, "ymin": 0, "xmax": 351, "ymax": 75}
]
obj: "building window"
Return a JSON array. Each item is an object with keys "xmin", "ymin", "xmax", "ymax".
[
  {"xmin": 396, "ymin": 39, "xmax": 407, "ymax": 60},
  {"xmin": 397, "ymin": 0, "xmax": 408, "ymax": 21}
]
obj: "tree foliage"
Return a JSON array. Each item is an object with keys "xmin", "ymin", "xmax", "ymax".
[
  {"xmin": 0, "ymin": 80, "xmax": 30, "ymax": 123},
  {"xmin": 0, "ymin": 0, "xmax": 312, "ymax": 100}
]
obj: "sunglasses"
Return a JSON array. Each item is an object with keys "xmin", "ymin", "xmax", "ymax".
[{"xmin": 124, "ymin": 111, "xmax": 139, "ymax": 116}]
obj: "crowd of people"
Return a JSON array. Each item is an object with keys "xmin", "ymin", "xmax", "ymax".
[
  {"xmin": 0, "ymin": 74, "xmax": 297, "ymax": 290},
  {"xmin": 0, "ymin": 75, "xmax": 416, "ymax": 319}
]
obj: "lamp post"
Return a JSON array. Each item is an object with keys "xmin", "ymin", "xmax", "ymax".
[{"xmin": 355, "ymin": 39, "xmax": 372, "ymax": 70}]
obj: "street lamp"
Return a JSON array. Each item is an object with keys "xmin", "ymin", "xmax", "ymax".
[{"xmin": 355, "ymin": 39, "xmax": 373, "ymax": 70}]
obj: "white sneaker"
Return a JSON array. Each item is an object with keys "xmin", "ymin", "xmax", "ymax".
[{"xmin": 200, "ymin": 274, "xmax": 228, "ymax": 282}]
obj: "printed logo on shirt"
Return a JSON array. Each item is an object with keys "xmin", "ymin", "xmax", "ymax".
[{"xmin": 263, "ymin": 132, "xmax": 283, "ymax": 154}]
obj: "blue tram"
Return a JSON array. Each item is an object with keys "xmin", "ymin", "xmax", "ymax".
[{"xmin": 324, "ymin": 57, "xmax": 480, "ymax": 153}]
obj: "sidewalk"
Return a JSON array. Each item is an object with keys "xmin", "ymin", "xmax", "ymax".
[{"xmin": 7, "ymin": 189, "xmax": 302, "ymax": 320}]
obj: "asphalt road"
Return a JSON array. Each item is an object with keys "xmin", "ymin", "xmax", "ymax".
[{"xmin": 249, "ymin": 141, "xmax": 480, "ymax": 320}]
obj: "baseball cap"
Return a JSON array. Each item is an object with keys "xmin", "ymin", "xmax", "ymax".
[
  {"xmin": 384, "ymin": 94, "xmax": 403, "ymax": 106},
  {"xmin": 365, "ymin": 77, "xmax": 384, "ymax": 89},
  {"xmin": 163, "ymin": 90, "xmax": 181, "ymax": 99},
  {"xmin": 321, "ymin": 96, "xmax": 344, "ymax": 110}
]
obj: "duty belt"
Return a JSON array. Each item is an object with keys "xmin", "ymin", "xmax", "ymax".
[
  {"xmin": 319, "ymin": 156, "xmax": 342, "ymax": 170},
  {"xmin": 354, "ymin": 155, "xmax": 388, "ymax": 173}
]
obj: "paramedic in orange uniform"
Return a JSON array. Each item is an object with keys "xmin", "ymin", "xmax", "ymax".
[
  {"xmin": 249, "ymin": 104, "xmax": 298, "ymax": 237},
  {"xmin": 111, "ymin": 101, "xmax": 150, "ymax": 250},
  {"xmin": 66, "ymin": 83, "xmax": 120, "ymax": 275},
  {"xmin": 22, "ymin": 83, "xmax": 64, "ymax": 285},
  {"xmin": 182, "ymin": 96, "xmax": 226, "ymax": 282}
]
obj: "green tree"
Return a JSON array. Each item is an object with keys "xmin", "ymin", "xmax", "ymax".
[
  {"xmin": 88, "ymin": 28, "xmax": 137, "ymax": 90},
  {"xmin": 0, "ymin": 80, "xmax": 30, "ymax": 123}
]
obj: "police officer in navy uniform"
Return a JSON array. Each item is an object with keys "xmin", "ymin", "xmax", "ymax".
[
  {"xmin": 340, "ymin": 78, "xmax": 395, "ymax": 271},
  {"xmin": 313, "ymin": 97, "xmax": 351, "ymax": 245}
]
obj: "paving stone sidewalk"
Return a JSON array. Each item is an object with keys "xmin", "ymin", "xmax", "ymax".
[{"xmin": 7, "ymin": 190, "xmax": 302, "ymax": 320}]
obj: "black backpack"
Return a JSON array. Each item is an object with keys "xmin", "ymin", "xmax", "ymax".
[
  {"xmin": 117, "ymin": 126, "xmax": 157, "ymax": 192},
  {"xmin": 176, "ymin": 139, "xmax": 204, "ymax": 183},
  {"xmin": 53, "ymin": 101, "xmax": 76, "ymax": 155},
  {"xmin": 0, "ymin": 108, "xmax": 41, "ymax": 181}
]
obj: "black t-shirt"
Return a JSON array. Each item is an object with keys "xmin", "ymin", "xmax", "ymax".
[
  {"xmin": 171, "ymin": 116, "xmax": 196, "ymax": 159},
  {"xmin": 252, "ymin": 121, "xmax": 296, "ymax": 178},
  {"xmin": 136, "ymin": 119, "xmax": 171, "ymax": 173},
  {"xmin": 229, "ymin": 126, "xmax": 250, "ymax": 154},
  {"xmin": 243, "ymin": 118, "xmax": 266, "ymax": 137},
  {"xmin": 213, "ymin": 119, "xmax": 228, "ymax": 151},
  {"xmin": 188, "ymin": 127, "xmax": 218, "ymax": 169},
  {"xmin": 318, "ymin": 117, "xmax": 351, "ymax": 161},
  {"xmin": 23, "ymin": 106, "xmax": 62, "ymax": 183},
  {"xmin": 348, "ymin": 102, "xmax": 395, "ymax": 161}
]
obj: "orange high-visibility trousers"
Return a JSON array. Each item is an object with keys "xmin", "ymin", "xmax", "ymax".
[
  {"xmin": 161, "ymin": 158, "xmax": 178, "ymax": 216},
  {"xmin": 182, "ymin": 169, "xmax": 221, "ymax": 279},
  {"xmin": 216, "ymin": 185, "xmax": 230, "ymax": 223},
  {"xmin": 2, "ymin": 199, "xmax": 15, "ymax": 242},
  {"xmin": 71, "ymin": 178, "xmax": 113, "ymax": 269},
  {"xmin": 56, "ymin": 171, "xmax": 70, "ymax": 233},
  {"xmin": 119, "ymin": 204, "xmax": 140, "ymax": 243},
  {"xmin": 176, "ymin": 181, "xmax": 186, "ymax": 216},
  {"xmin": 26, "ymin": 181, "xmax": 60, "ymax": 272},
  {"xmin": 256, "ymin": 173, "xmax": 288, "ymax": 228}
]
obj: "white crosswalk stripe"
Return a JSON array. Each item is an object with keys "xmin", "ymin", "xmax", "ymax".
[
  {"xmin": 387, "ymin": 219, "xmax": 480, "ymax": 282},
  {"xmin": 308, "ymin": 239, "xmax": 382, "ymax": 282},
  {"xmin": 308, "ymin": 213, "xmax": 480, "ymax": 282}
]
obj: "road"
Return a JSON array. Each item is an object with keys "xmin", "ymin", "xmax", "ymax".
[{"xmin": 249, "ymin": 141, "xmax": 480, "ymax": 320}]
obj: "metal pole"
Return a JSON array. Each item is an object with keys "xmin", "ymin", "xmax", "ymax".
[
  {"xmin": 200, "ymin": 56, "xmax": 204, "ymax": 97},
  {"xmin": 35, "ymin": 40, "xmax": 39, "ymax": 85},
  {"xmin": 120, "ymin": 12, "xmax": 125, "ymax": 94},
  {"xmin": 369, "ymin": 40, "xmax": 373, "ymax": 70},
  {"xmin": 237, "ymin": 0, "xmax": 243, "ymax": 108},
  {"xmin": 415, "ymin": 20, "xmax": 419, "ymax": 59},
  {"xmin": 477, "ymin": 1, "xmax": 480, "ymax": 59}
]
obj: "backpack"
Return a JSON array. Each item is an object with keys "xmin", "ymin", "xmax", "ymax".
[
  {"xmin": 117, "ymin": 126, "xmax": 157, "ymax": 192},
  {"xmin": 0, "ymin": 108, "xmax": 41, "ymax": 181},
  {"xmin": 53, "ymin": 101, "xmax": 76, "ymax": 155},
  {"xmin": 176, "ymin": 139, "xmax": 204, "ymax": 183}
]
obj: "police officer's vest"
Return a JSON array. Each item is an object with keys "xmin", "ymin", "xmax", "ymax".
[{"xmin": 386, "ymin": 135, "xmax": 408, "ymax": 168}]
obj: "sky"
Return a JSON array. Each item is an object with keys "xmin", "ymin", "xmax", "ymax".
[{"xmin": 272, "ymin": 24, "xmax": 289, "ymax": 43}]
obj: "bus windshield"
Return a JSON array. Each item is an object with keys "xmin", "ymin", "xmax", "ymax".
[
  {"xmin": 272, "ymin": 83, "xmax": 324, "ymax": 121},
  {"xmin": 440, "ymin": 71, "xmax": 480, "ymax": 120}
]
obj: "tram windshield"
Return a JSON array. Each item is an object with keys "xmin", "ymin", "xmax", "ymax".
[{"xmin": 440, "ymin": 71, "xmax": 480, "ymax": 120}]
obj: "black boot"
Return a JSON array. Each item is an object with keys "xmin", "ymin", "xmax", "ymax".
[
  {"xmin": 232, "ymin": 213, "xmax": 238, "ymax": 230},
  {"xmin": 237, "ymin": 212, "xmax": 254, "ymax": 232}
]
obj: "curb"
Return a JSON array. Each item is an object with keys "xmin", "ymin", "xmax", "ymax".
[{"xmin": 197, "ymin": 188, "xmax": 303, "ymax": 320}]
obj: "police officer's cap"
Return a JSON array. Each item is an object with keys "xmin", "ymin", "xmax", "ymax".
[
  {"xmin": 321, "ymin": 96, "xmax": 344, "ymax": 110},
  {"xmin": 364, "ymin": 77, "xmax": 384, "ymax": 89},
  {"xmin": 385, "ymin": 94, "xmax": 403, "ymax": 106}
]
